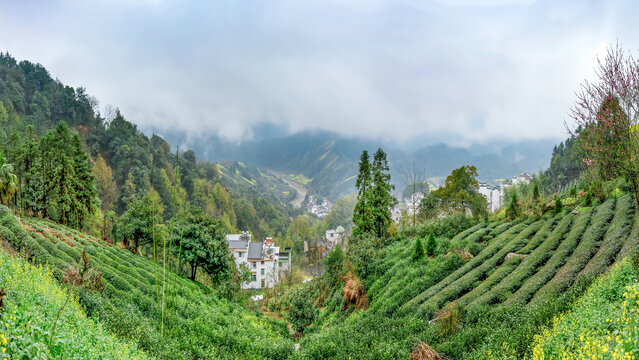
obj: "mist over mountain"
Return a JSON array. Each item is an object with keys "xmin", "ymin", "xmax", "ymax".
[{"xmin": 163, "ymin": 129, "xmax": 559, "ymax": 200}]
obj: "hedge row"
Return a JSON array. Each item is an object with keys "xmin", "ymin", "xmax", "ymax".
[
  {"xmin": 397, "ymin": 221, "xmax": 524, "ymax": 316},
  {"xmin": 576, "ymin": 194, "xmax": 635, "ymax": 282},
  {"xmin": 529, "ymin": 197, "xmax": 616, "ymax": 306},
  {"xmin": 414, "ymin": 220, "xmax": 544, "ymax": 319},
  {"xmin": 471, "ymin": 214, "xmax": 572, "ymax": 307},
  {"xmin": 505, "ymin": 208, "xmax": 593, "ymax": 306}
]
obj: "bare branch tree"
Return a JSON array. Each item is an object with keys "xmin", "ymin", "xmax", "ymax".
[
  {"xmin": 567, "ymin": 42, "xmax": 639, "ymax": 206},
  {"xmin": 400, "ymin": 162, "xmax": 429, "ymax": 227}
]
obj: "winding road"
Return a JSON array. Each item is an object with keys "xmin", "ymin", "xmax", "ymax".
[{"xmin": 268, "ymin": 170, "xmax": 308, "ymax": 208}]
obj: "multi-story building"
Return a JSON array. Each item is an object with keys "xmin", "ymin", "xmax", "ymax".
[
  {"xmin": 478, "ymin": 182, "xmax": 504, "ymax": 213},
  {"xmin": 226, "ymin": 233, "xmax": 291, "ymax": 289}
]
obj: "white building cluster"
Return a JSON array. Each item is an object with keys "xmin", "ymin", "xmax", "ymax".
[{"xmin": 226, "ymin": 231, "xmax": 291, "ymax": 289}]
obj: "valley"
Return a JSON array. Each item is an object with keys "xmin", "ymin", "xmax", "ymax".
[
  {"xmin": 267, "ymin": 169, "xmax": 308, "ymax": 208},
  {"xmin": 2, "ymin": 4, "xmax": 639, "ymax": 359}
]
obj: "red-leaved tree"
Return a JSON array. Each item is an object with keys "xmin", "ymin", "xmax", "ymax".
[{"xmin": 568, "ymin": 43, "xmax": 639, "ymax": 206}]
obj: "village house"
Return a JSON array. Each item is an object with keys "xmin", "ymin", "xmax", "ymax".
[
  {"xmin": 511, "ymin": 173, "xmax": 532, "ymax": 186},
  {"xmin": 478, "ymin": 182, "xmax": 504, "ymax": 212},
  {"xmin": 392, "ymin": 192, "xmax": 425, "ymax": 222},
  {"xmin": 325, "ymin": 226, "xmax": 345, "ymax": 247},
  {"xmin": 226, "ymin": 232, "xmax": 291, "ymax": 289}
]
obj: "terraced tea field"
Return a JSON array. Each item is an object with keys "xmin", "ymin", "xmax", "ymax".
[
  {"xmin": 1, "ymin": 194, "xmax": 638, "ymax": 360},
  {"xmin": 297, "ymin": 195, "xmax": 639, "ymax": 359},
  {"xmin": 0, "ymin": 206, "xmax": 293, "ymax": 360}
]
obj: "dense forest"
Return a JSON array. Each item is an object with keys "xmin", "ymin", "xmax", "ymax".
[{"xmin": 0, "ymin": 52, "xmax": 304, "ymax": 245}]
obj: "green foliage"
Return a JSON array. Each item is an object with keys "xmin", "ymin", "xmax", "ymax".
[
  {"xmin": 544, "ymin": 135, "xmax": 586, "ymax": 192},
  {"xmin": 0, "ymin": 52, "xmax": 293, "ymax": 251},
  {"xmin": 324, "ymin": 245, "xmax": 345, "ymax": 284},
  {"xmin": 286, "ymin": 289, "xmax": 318, "ymax": 334},
  {"xmin": 0, "ymin": 249, "xmax": 149, "ymax": 359},
  {"xmin": 0, "ymin": 207, "xmax": 293, "ymax": 359},
  {"xmin": 554, "ymin": 197, "xmax": 563, "ymax": 215},
  {"xmin": 412, "ymin": 237, "xmax": 424, "ymax": 261},
  {"xmin": 353, "ymin": 148, "xmax": 397, "ymax": 238},
  {"xmin": 325, "ymin": 194, "xmax": 356, "ymax": 230},
  {"xmin": 111, "ymin": 194, "xmax": 160, "ymax": 252},
  {"xmin": 424, "ymin": 165, "xmax": 487, "ymax": 219},
  {"xmin": 352, "ymin": 150, "xmax": 372, "ymax": 236},
  {"xmin": 532, "ymin": 182, "xmax": 540, "ymax": 200},
  {"xmin": 175, "ymin": 206, "xmax": 234, "ymax": 283},
  {"xmin": 425, "ymin": 230, "xmax": 436, "ymax": 257},
  {"xmin": 530, "ymin": 260, "xmax": 638, "ymax": 359},
  {"xmin": 505, "ymin": 191, "xmax": 522, "ymax": 220},
  {"xmin": 0, "ymin": 151, "xmax": 18, "ymax": 205}
]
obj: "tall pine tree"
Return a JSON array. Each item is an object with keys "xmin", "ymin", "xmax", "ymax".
[
  {"xmin": 370, "ymin": 148, "xmax": 396, "ymax": 238},
  {"xmin": 353, "ymin": 150, "xmax": 373, "ymax": 236}
]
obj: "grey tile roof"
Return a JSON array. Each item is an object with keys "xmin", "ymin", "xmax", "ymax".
[
  {"xmin": 226, "ymin": 234, "xmax": 241, "ymax": 241},
  {"xmin": 227, "ymin": 240, "xmax": 248, "ymax": 249},
  {"xmin": 248, "ymin": 241, "xmax": 264, "ymax": 260}
]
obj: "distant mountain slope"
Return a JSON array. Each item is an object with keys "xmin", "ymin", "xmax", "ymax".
[{"xmin": 170, "ymin": 131, "xmax": 557, "ymax": 199}]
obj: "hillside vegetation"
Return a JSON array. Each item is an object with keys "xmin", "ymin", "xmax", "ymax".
[
  {"xmin": 0, "ymin": 237, "xmax": 149, "ymax": 359},
  {"xmin": 0, "ymin": 205, "xmax": 293, "ymax": 359},
  {"xmin": 287, "ymin": 194, "xmax": 639, "ymax": 359}
]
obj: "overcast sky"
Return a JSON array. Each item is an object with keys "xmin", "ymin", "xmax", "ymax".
[{"xmin": 1, "ymin": 0, "xmax": 637, "ymax": 144}]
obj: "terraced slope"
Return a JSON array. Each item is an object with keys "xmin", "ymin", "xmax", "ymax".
[
  {"xmin": 0, "ymin": 206, "xmax": 293, "ymax": 360},
  {"xmin": 297, "ymin": 195, "xmax": 639, "ymax": 359}
]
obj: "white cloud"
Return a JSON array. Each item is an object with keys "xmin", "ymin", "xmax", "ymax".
[{"xmin": 0, "ymin": 0, "xmax": 637, "ymax": 143}]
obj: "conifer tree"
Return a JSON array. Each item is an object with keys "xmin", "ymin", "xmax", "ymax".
[
  {"xmin": 353, "ymin": 150, "xmax": 373, "ymax": 235},
  {"xmin": 532, "ymin": 182, "xmax": 540, "ymax": 200},
  {"xmin": 505, "ymin": 191, "xmax": 522, "ymax": 220},
  {"xmin": 412, "ymin": 237, "xmax": 424, "ymax": 261},
  {"xmin": 425, "ymin": 230, "xmax": 437, "ymax": 257},
  {"xmin": 554, "ymin": 197, "xmax": 563, "ymax": 215},
  {"xmin": 370, "ymin": 148, "xmax": 397, "ymax": 238}
]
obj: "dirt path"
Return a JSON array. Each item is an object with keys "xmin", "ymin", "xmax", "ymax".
[{"xmin": 268, "ymin": 170, "xmax": 308, "ymax": 208}]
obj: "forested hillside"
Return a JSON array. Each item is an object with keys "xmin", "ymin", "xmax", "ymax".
[{"xmin": 0, "ymin": 52, "xmax": 300, "ymax": 242}]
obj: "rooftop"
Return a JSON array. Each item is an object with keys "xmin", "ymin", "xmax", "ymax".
[
  {"xmin": 227, "ymin": 240, "xmax": 248, "ymax": 249},
  {"xmin": 248, "ymin": 241, "xmax": 264, "ymax": 260}
]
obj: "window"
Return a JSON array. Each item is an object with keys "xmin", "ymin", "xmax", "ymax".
[
  {"xmin": 238, "ymin": 252, "xmax": 244, "ymax": 258},
  {"xmin": 261, "ymin": 261, "xmax": 264, "ymax": 265},
  {"xmin": 261, "ymin": 279, "xmax": 265, "ymax": 288},
  {"xmin": 252, "ymin": 262, "xmax": 256, "ymax": 268},
  {"xmin": 261, "ymin": 269, "xmax": 265, "ymax": 275},
  {"xmin": 278, "ymin": 262, "xmax": 282, "ymax": 267},
  {"xmin": 251, "ymin": 274, "xmax": 256, "ymax": 282}
]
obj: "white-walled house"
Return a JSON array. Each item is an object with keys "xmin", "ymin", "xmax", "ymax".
[
  {"xmin": 478, "ymin": 182, "xmax": 504, "ymax": 213},
  {"xmin": 325, "ymin": 226, "xmax": 345, "ymax": 247},
  {"xmin": 511, "ymin": 173, "xmax": 532, "ymax": 186},
  {"xmin": 226, "ymin": 234, "xmax": 291, "ymax": 289}
]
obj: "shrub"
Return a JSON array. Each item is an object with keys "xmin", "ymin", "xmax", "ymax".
[
  {"xmin": 412, "ymin": 237, "xmax": 424, "ymax": 261},
  {"xmin": 287, "ymin": 288, "xmax": 318, "ymax": 334},
  {"xmin": 554, "ymin": 197, "xmax": 563, "ymax": 215},
  {"xmin": 425, "ymin": 231, "xmax": 437, "ymax": 257},
  {"xmin": 531, "ymin": 197, "xmax": 616, "ymax": 305}
]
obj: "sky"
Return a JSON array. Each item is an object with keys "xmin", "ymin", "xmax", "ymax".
[{"xmin": 1, "ymin": 0, "xmax": 638, "ymax": 145}]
